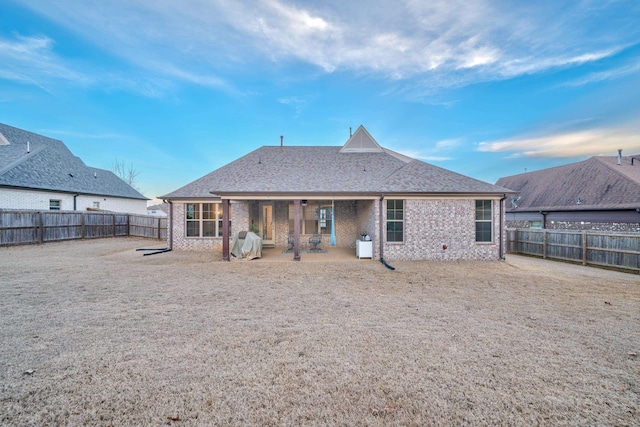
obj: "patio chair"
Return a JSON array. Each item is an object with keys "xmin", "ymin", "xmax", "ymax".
[
  {"xmin": 308, "ymin": 233, "xmax": 322, "ymax": 251},
  {"xmin": 287, "ymin": 232, "xmax": 295, "ymax": 251}
]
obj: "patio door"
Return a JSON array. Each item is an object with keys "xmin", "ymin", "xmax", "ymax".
[{"xmin": 259, "ymin": 202, "xmax": 275, "ymax": 246}]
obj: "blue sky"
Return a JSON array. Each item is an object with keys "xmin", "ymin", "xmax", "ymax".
[{"xmin": 1, "ymin": 0, "xmax": 640, "ymax": 203}]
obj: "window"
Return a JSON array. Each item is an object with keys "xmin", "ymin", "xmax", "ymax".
[
  {"xmin": 93, "ymin": 202, "xmax": 100, "ymax": 209},
  {"xmin": 386, "ymin": 200, "xmax": 404, "ymax": 242},
  {"xmin": 530, "ymin": 221, "xmax": 542, "ymax": 229},
  {"xmin": 288, "ymin": 202, "xmax": 333, "ymax": 234},
  {"xmin": 186, "ymin": 203, "xmax": 230, "ymax": 237},
  {"xmin": 475, "ymin": 200, "xmax": 493, "ymax": 242},
  {"xmin": 49, "ymin": 199, "xmax": 61, "ymax": 210}
]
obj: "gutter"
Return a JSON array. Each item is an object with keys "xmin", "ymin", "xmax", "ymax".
[{"xmin": 379, "ymin": 194, "xmax": 395, "ymax": 270}]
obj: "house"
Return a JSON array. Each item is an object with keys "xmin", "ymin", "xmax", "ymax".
[
  {"xmin": 147, "ymin": 203, "xmax": 168, "ymax": 216},
  {"xmin": 495, "ymin": 150, "xmax": 640, "ymax": 232},
  {"xmin": 161, "ymin": 126, "xmax": 513, "ymax": 261},
  {"xmin": 0, "ymin": 123, "xmax": 148, "ymax": 214}
]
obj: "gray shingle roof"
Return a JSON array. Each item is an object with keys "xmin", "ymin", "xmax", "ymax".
[
  {"xmin": 162, "ymin": 126, "xmax": 510, "ymax": 199},
  {"xmin": 495, "ymin": 154, "xmax": 640, "ymax": 211},
  {"xmin": 0, "ymin": 123, "xmax": 147, "ymax": 200}
]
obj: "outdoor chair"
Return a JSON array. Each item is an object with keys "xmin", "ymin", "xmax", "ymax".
[
  {"xmin": 308, "ymin": 233, "xmax": 322, "ymax": 251},
  {"xmin": 287, "ymin": 232, "xmax": 295, "ymax": 251}
]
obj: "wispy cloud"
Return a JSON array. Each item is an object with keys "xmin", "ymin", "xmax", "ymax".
[
  {"xmin": 0, "ymin": 34, "xmax": 90, "ymax": 90},
  {"xmin": 396, "ymin": 149, "xmax": 453, "ymax": 162},
  {"xmin": 477, "ymin": 125, "xmax": 640, "ymax": 158},
  {"xmin": 559, "ymin": 59, "xmax": 640, "ymax": 87},
  {"xmin": 19, "ymin": 0, "xmax": 639, "ymax": 93},
  {"xmin": 278, "ymin": 95, "xmax": 315, "ymax": 117},
  {"xmin": 435, "ymin": 138, "xmax": 462, "ymax": 150}
]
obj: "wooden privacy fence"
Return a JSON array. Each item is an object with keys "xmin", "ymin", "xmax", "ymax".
[
  {"xmin": 507, "ymin": 228, "xmax": 640, "ymax": 273},
  {"xmin": 0, "ymin": 210, "xmax": 167, "ymax": 247}
]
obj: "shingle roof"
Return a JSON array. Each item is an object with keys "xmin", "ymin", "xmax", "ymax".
[
  {"xmin": 0, "ymin": 123, "xmax": 148, "ymax": 200},
  {"xmin": 162, "ymin": 125, "xmax": 510, "ymax": 199},
  {"xmin": 495, "ymin": 154, "xmax": 640, "ymax": 211}
]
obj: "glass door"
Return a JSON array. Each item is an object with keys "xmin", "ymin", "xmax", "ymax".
[{"xmin": 260, "ymin": 203, "xmax": 274, "ymax": 245}]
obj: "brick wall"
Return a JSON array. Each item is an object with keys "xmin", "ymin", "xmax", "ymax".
[
  {"xmin": 0, "ymin": 188, "xmax": 147, "ymax": 214},
  {"xmin": 170, "ymin": 201, "xmax": 249, "ymax": 251},
  {"xmin": 168, "ymin": 198, "xmax": 504, "ymax": 261},
  {"xmin": 383, "ymin": 198, "xmax": 501, "ymax": 261},
  {"xmin": 270, "ymin": 200, "xmax": 360, "ymax": 248},
  {"xmin": 357, "ymin": 199, "xmax": 378, "ymax": 258}
]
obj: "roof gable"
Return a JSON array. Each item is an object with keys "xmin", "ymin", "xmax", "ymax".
[
  {"xmin": 0, "ymin": 131, "xmax": 9, "ymax": 146},
  {"xmin": 339, "ymin": 125, "xmax": 384, "ymax": 153}
]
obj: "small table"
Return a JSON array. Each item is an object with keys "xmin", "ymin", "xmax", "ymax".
[{"xmin": 356, "ymin": 240, "xmax": 372, "ymax": 259}]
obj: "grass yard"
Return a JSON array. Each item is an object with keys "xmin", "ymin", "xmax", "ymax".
[{"xmin": 1, "ymin": 238, "xmax": 638, "ymax": 426}]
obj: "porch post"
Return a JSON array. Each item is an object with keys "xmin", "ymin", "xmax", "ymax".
[
  {"xmin": 294, "ymin": 199, "xmax": 301, "ymax": 261},
  {"xmin": 222, "ymin": 199, "xmax": 230, "ymax": 261}
]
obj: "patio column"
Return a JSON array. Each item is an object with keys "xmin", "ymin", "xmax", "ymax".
[
  {"xmin": 294, "ymin": 199, "xmax": 301, "ymax": 261},
  {"xmin": 222, "ymin": 198, "xmax": 230, "ymax": 261}
]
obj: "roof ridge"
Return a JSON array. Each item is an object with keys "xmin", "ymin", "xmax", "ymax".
[
  {"xmin": 593, "ymin": 155, "xmax": 640, "ymax": 184},
  {"xmin": 0, "ymin": 145, "xmax": 47, "ymax": 176}
]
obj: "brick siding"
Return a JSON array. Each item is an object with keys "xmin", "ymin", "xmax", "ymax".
[
  {"xmin": 169, "ymin": 198, "xmax": 503, "ymax": 261},
  {"xmin": 383, "ymin": 198, "xmax": 501, "ymax": 261},
  {"xmin": 170, "ymin": 201, "xmax": 249, "ymax": 251}
]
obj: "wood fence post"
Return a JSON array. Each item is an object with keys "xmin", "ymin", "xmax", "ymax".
[
  {"xmin": 127, "ymin": 214, "xmax": 131, "ymax": 237},
  {"xmin": 38, "ymin": 211, "xmax": 43, "ymax": 244},
  {"xmin": 542, "ymin": 229, "xmax": 547, "ymax": 259},
  {"xmin": 157, "ymin": 217, "xmax": 161, "ymax": 240},
  {"xmin": 582, "ymin": 232, "xmax": 587, "ymax": 266},
  {"xmin": 81, "ymin": 212, "xmax": 85, "ymax": 240},
  {"xmin": 112, "ymin": 214, "xmax": 116, "ymax": 237}
]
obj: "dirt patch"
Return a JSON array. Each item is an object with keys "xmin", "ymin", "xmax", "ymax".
[{"xmin": 1, "ymin": 238, "xmax": 638, "ymax": 426}]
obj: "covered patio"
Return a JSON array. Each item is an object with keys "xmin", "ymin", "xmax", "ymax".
[{"xmin": 221, "ymin": 197, "xmax": 379, "ymax": 262}]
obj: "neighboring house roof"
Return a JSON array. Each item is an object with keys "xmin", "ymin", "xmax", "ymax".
[
  {"xmin": 163, "ymin": 125, "xmax": 510, "ymax": 199},
  {"xmin": 0, "ymin": 123, "xmax": 147, "ymax": 200},
  {"xmin": 495, "ymin": 154, "xmax": 640, "ymax": 212},
  {"xmin": 147, "ymin": 203, "xmax": 167, "ymax": 213}
]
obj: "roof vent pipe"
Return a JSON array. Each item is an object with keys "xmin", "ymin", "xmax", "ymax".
[
  {"xmin": 27, "ymin": 139, "xmax": 30, "ymax": 153},
  {"xmin": 350, "ymin": 127, "xmax": 352, "ymax": 137},
  {"xmin": 617, "ymin": 149, "xmax": 622, "ymax": 165},
  {"xmin": 280, "ymin": 135, "xmax": 283, "ymax": 152}
]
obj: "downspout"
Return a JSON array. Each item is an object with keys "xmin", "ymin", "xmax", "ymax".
[
  {"xmin": 164, "ymin": 199, "xmax": 173, "ymax": 250},
  {"xmin": 73, "ymin": 194, "xmax": 79, "ymax": 211},
  {"xmin": 379, "ymin": 194, "xmax": 395, "ymax": 270},
  {"xmin": 499, "ymin": 195, "xmax": 506, "ymax": 260}
]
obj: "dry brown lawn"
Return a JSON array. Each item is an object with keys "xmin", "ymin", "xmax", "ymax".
[{"xmin": 1, "ymin": 238, "xmax": 638, "ymax": 426}]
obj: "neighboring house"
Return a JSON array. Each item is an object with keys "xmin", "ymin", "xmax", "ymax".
[
  {"xmin": 147, "ymin": 203, "xmax": 168, "ymax": 216},
  {"xmin": 162, "ymin": 125, "xmax": 512, "ymax": 261},
  {"xmin": 0, "ymin": 123, "xmax": 148, "ymax": 214},
  {"xmin": 496, "ymin": 150, "xmax": 640, "ymax": 232}
]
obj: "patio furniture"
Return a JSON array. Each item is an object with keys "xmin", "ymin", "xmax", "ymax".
[
  {"xmin": 287, "ymin": 232, "xmax": 295, "ymax": 251},
  {"xmin": 309, "ymin": 233, "xmax": 322, "ymax": 251}
]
